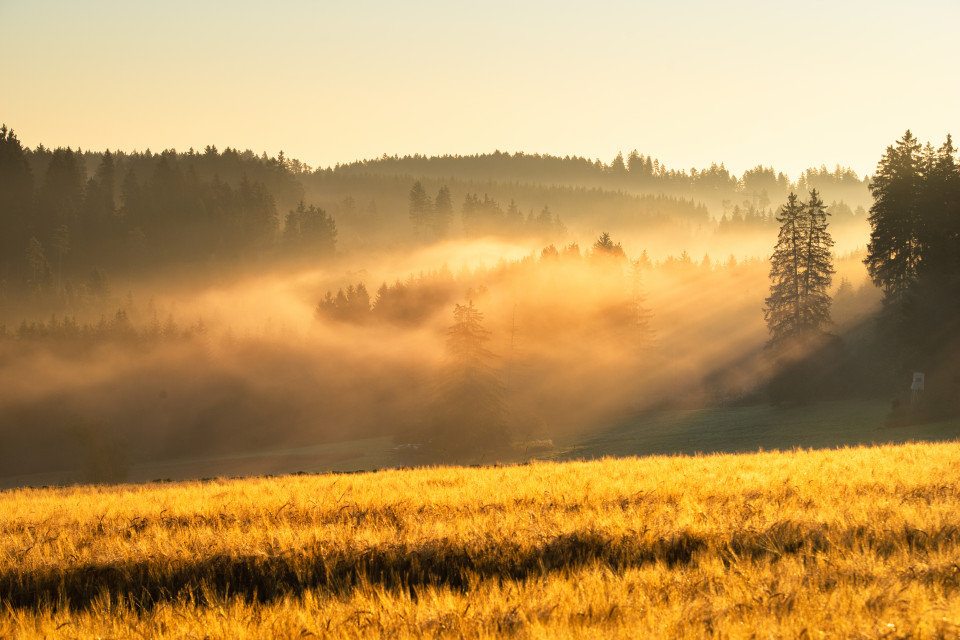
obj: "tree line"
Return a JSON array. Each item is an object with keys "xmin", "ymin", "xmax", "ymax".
[
  {"xmin": 329, "ymin": 149, "xmax": 870, "ymax": 209},
  {"xmin": 407, "ymin": 181, "xmax": 567, "ymax": 240},
  {"xmin": 0, "ymin": 126, "xmax": 337, "ymax": 306}
]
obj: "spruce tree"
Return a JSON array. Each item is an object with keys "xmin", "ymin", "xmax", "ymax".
[
  {"xmin": 764, "ymin": 191, "xmax": 834, "ymax": 346},
  {"xmin": 432, "ymin": 185, "xmax": 453, "ymax": 238},
  {"xmin": 799, "ymin": 190, "xmax": 835, "ymax": 332},
  {"xmin": 408, "ymin": 181, "xmax": 431, "ymax": 236},
  {"xmin": 0, "ymin": 126, "xmax": 35, "ymax": 280},
  {"xmin": 765, "ymin": 193, "xmax": 805, "ymax": 343},
  {"xmin": 431, "ymin": 301, "xmax": 505, "ymax": 456},
  {"xmin": 864, "ymin": 130, "xmax": 922, "ymax": 306},
  {"xmin": 916, "ymin": 135, "xmax": 959, "ymax": 279},
  {"xmin": 865, "ymin": 132, "xmax": 960, "ymax": 368}
]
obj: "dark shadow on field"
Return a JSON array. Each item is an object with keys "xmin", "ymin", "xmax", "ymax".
[{"xmin": 5, "ymin": 521, "xmax": 960, "ymax": 612}]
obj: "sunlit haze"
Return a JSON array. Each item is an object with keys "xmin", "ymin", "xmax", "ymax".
[
  {"xmin": 2, "ymin": 0, "xmax": 958, "ymax": 177},
  {"xmin": 3, "ymin": 5, "xmax": 960, "ymax": 634}
]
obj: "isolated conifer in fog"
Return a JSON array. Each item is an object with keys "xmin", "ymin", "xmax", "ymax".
[
  {"xmin": 433, "ymin": 301, "xmax": 505, "ymax": 454},
  {"xmin": 628, "ymin": 258, "xmax": 654, "ymax": 348},
  {"xmin": 764, "ymin": 191, "xmax": 834, "ymax": 345}
]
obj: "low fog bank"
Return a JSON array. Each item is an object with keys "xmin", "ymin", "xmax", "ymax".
[{"xmin": 0, "ymin": 233, "xmax": 887, "ymax": 487}]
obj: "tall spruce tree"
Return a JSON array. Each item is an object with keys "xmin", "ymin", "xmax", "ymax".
[
  {"xmin": 865, "ymin": 131, "xmax": 960, "ymax": 371},
  {"xmin": 430, "ymin": 301, "xmax": 506, "ymax": 456},
  {"xmin": 764, "ymin": 191, "xmax": 834, "ymax": 345},
  {"xmin": 799, "ymin": 190, "xmax": 835, "ymax": 332},
  {"xmin": 408, "ymin": 181, "xmax": 431, "ymax": 236},
  {"xmin": 916, "ymin": 135, "xmax": 959, "ymax": 279},
  {"xmin": 432, "ymin": 185, "xmax": 453, "ymax": 238},
  {"xmin": 864, "ymin": 131, "xmax": 922, "ymax": 307}
]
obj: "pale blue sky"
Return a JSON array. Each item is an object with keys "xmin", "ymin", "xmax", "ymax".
[{"xmin": 2, "ymin": 0, "xmax": 957, "ymax": 178}]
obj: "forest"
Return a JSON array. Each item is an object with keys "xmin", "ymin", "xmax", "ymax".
[{"xmin": 0, "ymin": 124, "xmax": 956, "ymax": 486}]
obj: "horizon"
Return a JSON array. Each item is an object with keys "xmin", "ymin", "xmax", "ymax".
[
  {"xmin": 0, "ymin": 131, "xmax": 884, "ymax": 182},
  {"xmin": 3, "ymin": 1, "xmax": 958, "ymax": 180}
]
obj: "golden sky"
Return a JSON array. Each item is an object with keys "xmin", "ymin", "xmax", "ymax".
[{"xmin": 2, "ymin": 0, "xmax": 957, "ymax": 178}]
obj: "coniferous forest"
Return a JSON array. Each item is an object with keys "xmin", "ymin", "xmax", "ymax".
[{"xmin": 0, "ymin": 124, "xmax": 957, "ymax": 486}]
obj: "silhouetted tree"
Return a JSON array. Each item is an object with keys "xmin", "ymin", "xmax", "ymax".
[
  {"xmin": 51, "ymin": 224, "xmax": 70, "ymax": 295},
  {"xmin": 0, "ymin": 126, "xmax": 34, "ymax": 283},
  {"xmin": 432, "ymin": 185, "xmax": 453, "ymax": 237},
  {"xmin": 25, "ymin": 238, "xmax": 52, "ymax": 294},
  {"xmin": 799, "ymin": 190, "xmax": 835, "ymax": 332},
  {"xmin": 610, "ymin": 151, "xmax": 626, "ymax": 175},
  {"xmin": 592, "ymin": 232, "xmax": 626, "ymax": 259},
  {"xmin": 864, "ymin": 131, "xmax": 960, "ymax": 378},
  {"xmin": 764, "ymin": 191, "xmax": 834, "ymax": 345},
  {"xmin": 865, "ymin": 131, "xmax": 922, "ymax": 308},
  {"xmin": 916, "ymin": 135, "xmax": 960, "ymax": 280},
  {"xmin": 299, "ymin": 203, "xmax": 337, "ymax": 255},
  {"xmin": 461, "ymin": 193, "xmax": 504, "ymax": 236},
  {"xmin": 408, "ymin": 181, "xmax": 431, "ymax": 236},
  {"xmin": 284, "ymin": 202, "xmax": 337, "ymax": 257},
  {"xmin": 627, "ymin": 257, "xmax": 654, "ymax": 349},
  {"xmin": 37, "ymin": 147, "xmax": 85, "ymax": 239},
  {"xmin": 316, "ymin": 282, "xmax": 372, "ymax": 323},
  {"xmin": 430, "ymin": 301, "xmax": 506, "ymax": 456}
]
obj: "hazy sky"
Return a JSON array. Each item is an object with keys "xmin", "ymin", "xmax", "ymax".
[{"xmin": 2, "ymin": 0, "xmax": 957, "ymax": 179}]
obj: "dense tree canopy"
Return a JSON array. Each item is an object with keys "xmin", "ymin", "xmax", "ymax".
[{"xmin": 865, "ymin": 131, "xmax": 960, "ymax": 370}]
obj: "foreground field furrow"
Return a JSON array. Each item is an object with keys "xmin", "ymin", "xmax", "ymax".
[{"xmin": 2, "ymin": 441, "xmax": 960, "ymax": 638}]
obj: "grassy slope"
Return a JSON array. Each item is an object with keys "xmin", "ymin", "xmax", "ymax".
[
  {"xmin": 558, "ymin": 400, "xmax": 960, "ymax": 460},
  {"xmin": 2, "ymin": 440, "xmax": 960, "ymax": 638}
]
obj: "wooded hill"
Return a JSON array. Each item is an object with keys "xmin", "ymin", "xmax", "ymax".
[{"xmin": 1, "ymin": 124, "xmax": 871, "ymax": 312}]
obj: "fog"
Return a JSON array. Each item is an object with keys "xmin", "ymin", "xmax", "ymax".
[
  {"xmin": 0, "ymin": 222, "xmax": 884, "ymax": 488},
  {"xmin": 0, "ymin": 139, "xmax": 888, "ymax": 486}
]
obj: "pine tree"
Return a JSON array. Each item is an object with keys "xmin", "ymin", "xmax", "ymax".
[
  {"xmin": 864, "ymin": 130, "xmax": 922, "ymax": 306},
  {"xmin": 764, "ymin": 192, "xmax": 834, "ymax": 345},
  {"xmin": 916, "ymin": 135, "xmax": 959, "ymax": 279},
  {"xmin": 0, "ymin": 126, "xmax": 35, "ymax": 280},
  {"xmin": 431, "ymin": 301, "xmax": 505, "ymax": 456},
  {"xmin": 765, "ymin": 193, "xmax": 804, "ymax": 342},
  {"xmin": 799, "ymin": 190, "xmax": 835, "ymax": 332},
  {"xmin": 25, "ymin": 237, "xmax": 52, "ymax": 294},
  {"xmin": 627, "ymin": 258, "xmax": 654, "ymax": 350},
  {"xmin": 432, "ymin": 185, "xmax": 453, "ymax": 237},
  {"xmin": 408, "ymin": 181, "xmax": 431, "ymax": 236},
  {"xmin": 865, "ymin": 132, "xmax": 960, "ymax": 368},
  {"xmin": 592, "ymin": 232, "xmax": 626, "ymax": 259}
]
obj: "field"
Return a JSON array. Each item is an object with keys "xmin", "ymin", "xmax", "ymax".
[{"xmin": 3, "ymin": 437, "xmax": 960, "ymax": 638}]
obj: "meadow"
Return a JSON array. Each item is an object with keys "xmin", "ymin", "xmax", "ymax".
[{"xmin": 3, "ymin": 439, "xmax": 960, "ymax": 638}]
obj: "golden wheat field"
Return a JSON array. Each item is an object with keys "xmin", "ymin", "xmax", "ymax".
[{"xmin": 3, "ymin": 441, "xmax": 960, "ymax": 639}]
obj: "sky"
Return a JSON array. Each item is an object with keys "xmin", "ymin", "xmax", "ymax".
[{"xmin": 2, "ymin": 0, "xmax": 958, "ymax": 179}]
